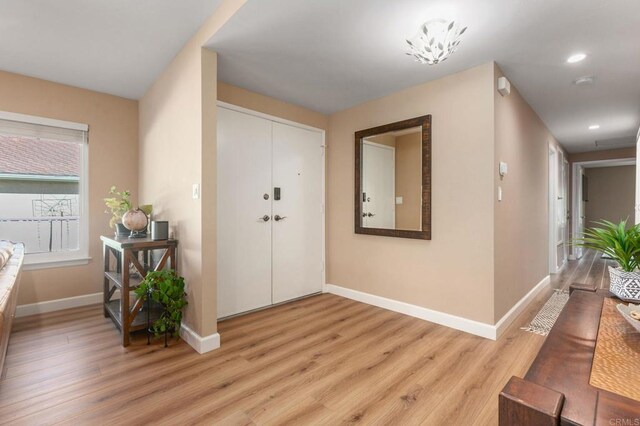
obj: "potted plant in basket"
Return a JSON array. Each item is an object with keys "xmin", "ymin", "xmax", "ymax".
[
  {"xmin": 104, "ymin": 186, "xmax": 132, "ymax": 237},
  {"xmin": 134, "ymin": 269, "xmax": 187, "ymax": 346},
  {"xmin": 575, "ymin": 219, "xmax": 640, "ymax": 302}
]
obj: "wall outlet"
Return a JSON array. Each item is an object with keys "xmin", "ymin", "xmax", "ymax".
[{"xmin": 192, "ymin": 183, "xmax": 200, "ymax": 199}]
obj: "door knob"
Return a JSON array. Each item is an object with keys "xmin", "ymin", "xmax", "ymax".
[
  {"xmin": 367, "ymin": 213, "xmax": 375, "ymax": 217},
  {"xmin": 274, "ymin": 215, "xmax": 287, "ymax": 222},
  {"xmin": 259, "ymin": 215, "xmax": 270, "ymax": 222},
  {"xmin": 362, "ymin": 212, "xmax": 367, "ymax": 217}
]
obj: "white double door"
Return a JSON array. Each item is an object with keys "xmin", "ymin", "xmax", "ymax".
[{"xmin": 217, "ymin": 106, "xmax": 324, "ymax": 319}]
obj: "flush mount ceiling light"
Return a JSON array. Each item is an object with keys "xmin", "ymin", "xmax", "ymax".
[
  {"xmin": 567, "ymin": 53, "xmax": 587, "ymax": 63},
  {"xmin": 573, "ymin": 76, "xmax": 595, "ymax": 86},
  {"xmin": 406, "ymin": 19, "xmax": 467, "ymax": 65},
  {"xmin": 589, "ymin": 124, "xmax": 600, "ymax": 130}
]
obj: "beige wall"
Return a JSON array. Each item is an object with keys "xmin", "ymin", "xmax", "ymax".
[
  {"xmin": 569, "ymin": 147, "xmax": 636, "ymax": 164},
  {"xmin": 0, "ymin": 70, "xmax": 138, "ymax": 305},
  {"xmin": 493, "ymin": 64, "xmax": 564, "ymax": 322},
  {"xmin": 327, "ymin": 63, "xmax": 496, "ymax": 324},
  {"xmin": 138, "ymin": 0, "xmax": 245, "ymax": 337},
  {"xmin": 395, "ymin": 132, "xmax": 422, "ymax": 230},
  {"xmin": 218, "ymin": 82, "xmax": 328, "ymax": 131},
  {"xmin": 585, "ymin": 166, "xmax": 636, "ymax": 226}
]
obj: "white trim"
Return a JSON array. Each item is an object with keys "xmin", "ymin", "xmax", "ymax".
[
  {"xmin": 325, "ymin": 277, "xmax": 550, "ymax": 340},
  {"xmin": 548, "ymin": 144, "xmax": 559, "ymax": 273},
  {"xmin": 0, "ymin": 173, "xmax": 79, "ymax": 182},
  {"xmin": 23, "ymin": 256, "xmax": 91, "ymax": 271},
  {"xmin": 493, "ymin": 275, "xmax": 551, "ymax": 338},
  {"xmin": 179, "ymin": 323, "xmax": 221, "ymax": 354},
  {"xmin": 16, "ymin": 291, "xmax": 102, "ymax": 317},
  {"xmin": 325, "ymin": 284, "xmax": 496, "ymax": 339},
  {"xmin": 217, "ymin": 101, "xmax": 324, "ymax": 134},
  {"xmin": 571, "ymin": 157, "xmax": 637, "ymax": 259},
  {"xmin": 0, "ymin": 110, "xmax": 88, "ymax": 131}
]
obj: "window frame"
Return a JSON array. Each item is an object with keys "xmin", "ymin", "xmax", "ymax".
[{"xmin": 0, "ymin": 111, "xmax": 90, "ymax": 270}]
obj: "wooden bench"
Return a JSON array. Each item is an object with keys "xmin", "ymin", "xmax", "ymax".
[{"xmin": 499, "ymin": 289, "xmax": 640, "ymax": 425}]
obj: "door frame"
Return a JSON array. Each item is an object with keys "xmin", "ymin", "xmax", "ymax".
[
  {"xmin": 570, "ymin": 157, "xmax": 637, "ymax": 260},
  {"xmin": 361, "ymin": 140, "xmax": 396, "ymax": 228},
  {"xmin": 216, "ymin": 101, "xmax": 327, "ymax": 292},
  {"xmin": 549, "ymin": 144, "xmax": 559, "ymax": 273}
]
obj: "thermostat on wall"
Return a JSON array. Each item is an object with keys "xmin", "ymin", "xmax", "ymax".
[{"xmin": 499, "ymin": 161, "xmax": 508, "ymax": 177}]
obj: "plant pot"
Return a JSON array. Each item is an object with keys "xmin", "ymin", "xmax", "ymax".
[
  {"xmin": 114, "ymin": 223, "xmax": 129, "ymax": 237},
  {"xmin": 608, "ymin": 266, "xmax": 640, "ymax": 302}
]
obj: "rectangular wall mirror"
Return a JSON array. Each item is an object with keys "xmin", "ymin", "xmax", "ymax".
[{"xmin": 355, "ymin": 115, "xmax": 431, "ymax": 239}]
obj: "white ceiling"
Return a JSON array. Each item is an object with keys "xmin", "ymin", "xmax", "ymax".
[
  {"xmin": 207, "ymin": 0, "xmax": 640, "ymax": 153},
  {"xmin": 0, "ymin": 0, "xmax": 221, "ymax": 100}
]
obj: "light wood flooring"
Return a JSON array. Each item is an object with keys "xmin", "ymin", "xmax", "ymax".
[{"xmin": 0, "ymin": 251, "xmax": 610, "ymax": 425}]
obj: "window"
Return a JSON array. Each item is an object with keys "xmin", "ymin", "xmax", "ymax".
[{"xmin": 0, "ymin": 111, "xmax": 89, "ymax": 269}]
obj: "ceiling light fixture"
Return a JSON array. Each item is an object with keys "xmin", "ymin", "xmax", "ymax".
[
  {"xmin": 406, "ymin": 19, "xmax": 467, "ymax": 65},
  {"xmin": 573, "ymin": 76, "xmax": 595, "ymax": 86},
  {"xmin": 567, "ymin": 53, "xmax": 587, "ymax": 63},
  {"xmin": 589, "ymin": 124, "xmax": 600, "ymax": 130}
]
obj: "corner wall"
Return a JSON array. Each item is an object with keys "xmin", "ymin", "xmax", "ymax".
[
  {"xmin": 493, "ymin": 64, "xmax": 562, "ymax": 322},
  {"xmin": 138, "ymin": 0, "xmax": 245, "ymax": 339},
  {"xmin": 326, "ymin": 63, "xmax": 496, "ymax": 324},
  {"xmin": 0, "ymin": 70, "xmax": 138, "ymax": 306}
]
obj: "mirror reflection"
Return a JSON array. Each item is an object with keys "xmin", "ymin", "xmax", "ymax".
[{"xmin": 360, "ymin": 126, "xmax": 422, "ymax": 231}]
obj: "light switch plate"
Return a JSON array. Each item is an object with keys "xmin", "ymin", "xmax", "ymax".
[{"xmin": 192, "ymin": 183, "xmax": 200, "ymax": 199}]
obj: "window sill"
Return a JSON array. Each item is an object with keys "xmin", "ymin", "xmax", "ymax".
[{"xmin": 23, "ymin": 257, "xmax": 92, "ymax": 271}]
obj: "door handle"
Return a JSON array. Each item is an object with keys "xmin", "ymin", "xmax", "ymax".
[
  {"xmin": 362, "ymin": 212, "xmax": 367, "ymax": 217},
  {"xmin": 367, "ymin": 213, "xmax": 375, "ymax": 217},
  {"xmin": 259, "ymin": 215, "xmax": 270, "ymax": 222},
  {"xmin": 274, "ymin": 215, "xmax": 287, "ymax": 222}
]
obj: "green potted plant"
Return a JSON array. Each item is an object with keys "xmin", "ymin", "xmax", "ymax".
[
  {"xmin": 575, "ymin": 219, "xmax": 640, "ymax": 301},
  {"xmin": 104, "ymin": 186, "xmax": 132, "ymax": 237},
  {"xmin": 134, "ymin": 269, "xmax": 187, "ymax": 344}
]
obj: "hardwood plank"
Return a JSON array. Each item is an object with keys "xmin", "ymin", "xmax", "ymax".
[{"xmin": 0, "ymin": 254, "xmax": 610, "ymax": 424}]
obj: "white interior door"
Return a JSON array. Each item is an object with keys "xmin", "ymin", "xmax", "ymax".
[
  {"xmin": 217, "ymin": 108, "xmax": 273, "ymax": 318},
  {"xmin": 362, "ymin": 142, "xmax": 395, "ymax": 229},
  {"xmin": 578, "ymin": 167, "xmax": 586, "ymax": 258},
  {"xmin": 557, "ymin": 151, "xmax": 567, "ymax": 267},
  {"xmin": 271, "ymin": 122, "xmax": 324, "ymax": 304}
]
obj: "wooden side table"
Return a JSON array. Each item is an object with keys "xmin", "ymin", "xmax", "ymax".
[{"xmin": 101, "ymin": 235, "xmax": 178, "ymax": 346}]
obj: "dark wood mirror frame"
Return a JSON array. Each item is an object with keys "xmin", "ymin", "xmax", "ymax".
[{"xmin": 354, "ymin": 115, "xmax": 432, "ymax": 240}]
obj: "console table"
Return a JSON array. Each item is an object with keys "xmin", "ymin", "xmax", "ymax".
[
  {"xmin": 101, "ymin": 236, "xmax": 178, "ymax": 346},
  {"xmin": 500, "ymin": 288, "xmax": 640, "ymax": 425}
]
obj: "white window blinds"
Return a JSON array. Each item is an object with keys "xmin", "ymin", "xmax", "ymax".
[{"xmin": 0, "ymin": 111, "xmax": 88, "ymax": 144}]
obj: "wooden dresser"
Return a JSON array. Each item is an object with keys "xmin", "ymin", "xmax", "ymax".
[{"xmin": 500, "ymin": 288, "xmax": 640, "ymax": 425}]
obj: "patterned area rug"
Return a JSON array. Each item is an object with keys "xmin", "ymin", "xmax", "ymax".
[{"xmin": 521, "ymin": 290, "xmax": 570, "ymax": 336}]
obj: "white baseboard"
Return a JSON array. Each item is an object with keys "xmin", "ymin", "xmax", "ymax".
[
  {"xmin": 494, "ymin": 275, "xmax": 550, "ymax": 339},
  {"xmin": 325, "ymin": 284, "xmax": 497, "ymax": 339},
  {"xmin": 16, "ymin": 292, "xmax": 103, "ymax": 317},
  {"xmin": 325, "ymin": 276, "xmax": 550, "ymax": 341},
  {"xmin": 179, "ymin": 323, "xmax": 220, "ymax": 354}
]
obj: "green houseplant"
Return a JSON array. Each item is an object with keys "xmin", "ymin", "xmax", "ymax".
[
  {"xmin": 104, "ymin": 186, "xmax": 132, "ymax": 235},
  {"xmin": 575, "ymin": 219, "xmax": 640, "ymax": 301},
  {"xmin": 134, "ymin": 269, "xmax": 187, "ymax": 340}
]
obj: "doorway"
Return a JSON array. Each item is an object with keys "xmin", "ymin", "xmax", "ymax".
[
  {"xmin": 571, "ymin": 158, "xmax": 637, "ymax": 259},
  {"xmin": 549, "ymin": 145, "xmax": 569, "ymax": 273}
]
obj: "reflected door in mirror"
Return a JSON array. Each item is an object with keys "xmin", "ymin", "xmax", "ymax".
[{"xmin": 362, "ymin": 141, "xmax": 395, "ymax": 229}]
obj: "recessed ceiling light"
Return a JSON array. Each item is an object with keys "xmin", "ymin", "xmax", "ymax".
[
  {"xmin": 589, "ymin": 124, "xmax": 600, "ymax": 130},
  {"xmin": 567, "ymin": 53, "xmax": 587, "ymax": 63},
  {"xmin": 573, "ymin": 76, "xmax": 595, "ymax": 86}
]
